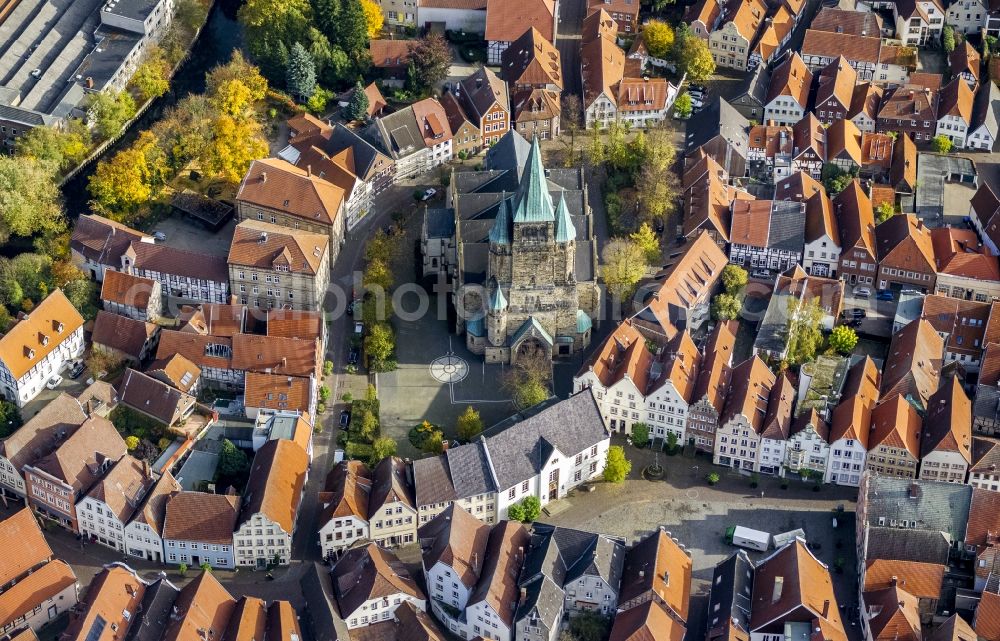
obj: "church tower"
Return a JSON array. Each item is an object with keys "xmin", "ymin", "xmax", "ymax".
[{"xmin": 487, "ymin": 278, "xmax": 508, "ymax": 347}]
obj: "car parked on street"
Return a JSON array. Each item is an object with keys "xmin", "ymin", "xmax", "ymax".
[
  {"xmin": 841, "ymin": 308, "xmax": 867, "ymax": 319},
  {"xmin": 46, "ymin": 374, "xmax": 63, "ymax": 390},
  {"xmin": 876, "ymin": 289, "xmax": 894, "ymax": 301},
  {"xmin": 67, "ymin": 360, "xmax": 85, "ymax": 379},
  {"xmin": 853, "ymin": 286, "xmax": 872, "ymax": 298},
  {"xmin": 348, "ymin": 348, "xmax": 359, "ymax": 365},
  {"xmin": 340, "ymin": 410, "xmax": 351, "ymax": 427}
]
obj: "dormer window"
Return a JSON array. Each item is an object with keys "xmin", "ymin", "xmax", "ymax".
[
  {"xmin": 40, "ymin": 334, "xmax": 49, "ymax": 346},
  {"xmin": 56, "ymin": 322, "xmax": 64, "ymax": 333},
  {"xmin": 26, "ymin": 348, "xmax": 34, "ymax": 359}
]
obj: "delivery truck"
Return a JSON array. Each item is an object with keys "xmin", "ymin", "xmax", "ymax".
[{"xmin": 724, "ymin": 526, "xmax": 771, "ymax": 551}]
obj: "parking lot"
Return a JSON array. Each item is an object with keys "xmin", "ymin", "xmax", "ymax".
[{"xmin": 151, "ymin": 215, "xmax": 235, "ymax": 257}]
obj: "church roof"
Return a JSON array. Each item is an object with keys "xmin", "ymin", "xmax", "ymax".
[
  {"xmin": 490, "ymin": 281, "xmax": 508, "ymax": 311},
  {"xmin": 467, "ymin": 315, "xmax": 485, "ymax": 337},
  {"xmin": 513, "ymin": 138, "xmax": 555, "ymax": 223},
  {"xmin": 489, "ymin": 195, "xmax": 512, "ymax": 244},
  {"xmin": 576, "ymin": 310, "xmax": 592, "ymax": 333},
  {"xmin": 554, "ymin": 191, "xmax": 576, "ymax": 242},
  {"xmin": 511, "ymin": 316, "xmax": 554, "ymax": 347}
]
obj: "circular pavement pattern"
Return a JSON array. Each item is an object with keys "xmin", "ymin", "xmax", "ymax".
[{"xmin": 429, "ymin": 355, "xmax": 469, "ymax": 384}]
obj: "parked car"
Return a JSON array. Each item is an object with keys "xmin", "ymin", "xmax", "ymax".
[
  {"xmin": 46, "ymin": 374, "xmax": 63, "ymax": 390},
  {"xmin": 853, "ymin": 286, "xmax": 872, "ymax": 298},
  {"xmin": 751, "ymin": 269, "xmax": 772, "ymax": 280},
  {"xmin": 153, "ymin": 231, "xmax": 167, "ymax": 242},
  {"xmin": 421, "ymin": 188, "xmax": 437, "ymax": 201},
  {"xmin": 340, "ymin": 410, "xmax": 351, "ymax": 427},
  {"xmin": 67, "ymin": 360, "xmax": 85, "ymax": 379},
  {"xmin": 846, "ymin": 318, "xmax": 863, "ymax": 328},
  {"xmin": 841, "ymin": 308, "xmax": 867, "ymax": 319},
  {"xmin": 876, "ymin": 289, "xmax": 894, "ymax": 301},
  {"xmin": 900, "ymin": 287, "xmax": 922, "ymax": 295}
]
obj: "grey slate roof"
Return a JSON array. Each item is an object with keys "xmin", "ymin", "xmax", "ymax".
[
  {"xmin": 706, "ymin": 550, "xmax": 754, "ymax": 640},
  {"xmin": 446, "ymin": 440, "xmax": 497, "ymax": 498},
  {"xmin": 327, "ymin": 123, "xmax": 384, "ymax": 178},
  {"xmin": 972, "ymin": 81, "xmax": 1000, "ymax": 143},
  {"xmin": 377, "ymin": 108, "xmax": 423, "ymax": 158},
  {"xmin": 531, "ymin": 523, "xmax": 625, "ymax": 588},
  {"xmin": 975, "ymin": 385, "xmax": 1000, "ymax": 424},
  {"xmin": 425, "ymin": 209, "xmax": 456, "ymax": 239},
  {"xmin": 734, "ymin": 64, "xmax": 771, "ymax": 109},
  {"xmin": 515, "ymin": 574, "xmax": 563, "ymax": 631},
  {"xmin": 123, "ymin": 578, "xmax": 180, "ymax": 641},
  {"xmin": 863, "ymin": 476, "xmax": 973, "ymax": 542},
  {"xmin": 485, "ymin": 129, "xmax": 532, "ymax": 173},
  {"xmin": 864, "ymin": 527, "xmax": 951, "ymax": 565},
  {"xmin": 412, "ymin": 454, "xmax": 458, "ymax": 507},
  {"xmin": 684, "ymin": 97, "xmax": 750, "ymax": 158},
  {"xmin": 768, "ymin": 201, "xmax": 807, "ymax": 252},
  {"xmin": 482, "ymin": 391, "xmax": 608, "ymax": 492}
]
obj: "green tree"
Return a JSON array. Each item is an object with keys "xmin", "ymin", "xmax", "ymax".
[
  {"xmin": 507, "ymin": 502, "xmax": 525, "ymax": 521},
  {"xmin": 0, "ymin": 400, "xmax": 22, "ymax": 439},
  {"xmin": 125, "ymin": 435, "xmax": 140, "ymax": 450},
  {"xmin": 422, "ymin": 429, "xmax": 446, "ymax": 454},
  {"xmin": 88, "ymin": 131, "xmax": 167, "ymax": 220},
  {"xmin": 674, "ymin": 92, "xmax": 693, "ymax": 118},
  {"xmin": 370, "ymin": 436, "xmax": 397, "ymax": 463},
  {"xmin": 630, "ymin": 223, "xmax": 661, "ymax": 263},
  {"xmin": 943, "ymin": 24, "xmax": 956, "ymax": 53},
  {"xmin": 62, "ymin": 278, "xmax": 98, "ymax": 320},
  {"xmin": 358, "ymin": 410, "xmax": 379, "ymax": 441},
  {"xmin": 634, "ymin": 126, "xmax": 679, "ymax": 224},
  {"xmin": 200, "ymin": 562, "xmax": 212, "ymax": 572},
  {"xmin": 307, "ymin": 87, "xmax": 336, "ymax": 115},
  {"xmin": 631, "ymin": 422, "xmax": 649, "ymax": 448},
  {"xmin": 0, "ymin": 157, "xmax": 66, "ymax": 243},
  {"xmin": 786, "ymin": 298, "xmax": 825, "ymax": 365},
  {"xmin": 711, "ymin": 293, "xmax": 741, "ymax": 320},
  {"xmin": 875, "ymin": 201, "xmax": 896, "ymax": 224},
  {"xmin": 337, "ymin": 0, "xmax": 370, "ymax": 62},
  {"xmin": 829, "ymin": 325, "xmax": 859, "ymax": 354},
  {"xmin": 721, "ymin": 264, "xmax": 748, "ymax": 295},
  {"xmin": 407, "ymin": 35, "xmax": 452, "ymax": 94},
  {"xmin": 932, "ymin": 135, "xmax": 953, "ymax": 153},
  {"xmin": 505, "ymin": 354, "xmax": 551, "ymax": 410},
  {"xmin": 568, "ymin": 611, "xmax": 611, "ymax": 641},
  {"xmin": 821, "ymin": 163, "xmax": 852, "ymax": 195},
  {"xmin": 643, "ymin": 20, "xmax": 674, "ymax": 59},
  {"xmin": 217, "ymin": 439, "xmax": 249, "ymax": 478},
  {"xmin": 344, "ymin": 81, "xmax": 370, "ymax": 121},
  {"xmin": 239, "ymin": 0, "xmax": 312, "ymax": 77},
  {"xmin": 15, "ymin": 122, "xmax": 90, "ymax": 175},
  {"xmin": 364, "ymin": 258, "xmax": 394, "ymax": 291},
  {"xmin": 706, "ymin": 472, "xmax": 720, "ymax": 485},
  {"xmin": 519, "ymin": 496, "xmax": 541, "ymax": 522},
  {"xmin": 365, "ymin": 322, "xmax": 395, "ymax": 363},
  {"xmin": 88, "ymin": 91, "xmax": 137, "ymax": 140},
  {"xmin": 674, "ymin": 27, "xmax": 715, "ymax": 81},
  {"xmin": 456, "ymin": 406, "xmax": 483, "ymax": 442},
  {"xmin": 601, "ymin": 239, "xmax": 648, "ymax": 302},
  {"xmin": 603, "ymin": 446, "xmax": 631, "ymax": 483},
  {"xmin": 178, "ymin": 563, "xmax": 188, "ymax": 577},
  {"xmin": 512, "ymin": 379, "xmax": 549, "ymax": 409},
  {"xmin": 131, "ymin": 48, "xmax": 171, "ymax": 101},
  {"xmin": 287, "ymin": 42, "xmax": 318, "ymax": 100}
]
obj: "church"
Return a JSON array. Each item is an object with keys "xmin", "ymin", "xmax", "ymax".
[{"xmin": 422, "ymin": 132, "xmax": 600, "ymax": 364}]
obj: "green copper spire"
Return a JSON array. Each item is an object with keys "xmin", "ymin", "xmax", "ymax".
[
  {"xmin": 554, "ymin": 191, "xmax": 576, "ymax": 242},
  {"xmin": 512, "ymin": 137, "xmax": 555, "ymax": 223},
  {"xmin": 489, "ymin": 279, "xmax": 508, "ymax": 311},
  {"xmin": 488, "ymin": 193, "xmax": 511, "ymax": 244}
]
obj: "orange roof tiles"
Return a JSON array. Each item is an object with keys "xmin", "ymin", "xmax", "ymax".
[
  {"xmin": 163, "ymin": 492, "xmax": 239, "ymax": 545},
  {"xmin": 62, "ymin": 566, "xmax": 145, "ymax": 641},
  {"xmin": 921, "ymin": 375, "xmax": 971, "ymax": 461},
  {"xmin": 827, "ymin": 119, "xmax": 862, "ymax": 165},
  {"xmin": 609, "ymin": 600, "xmax": 686, "ymax": 641},
  {"xmin": 486, "ymin": 0, "xmax": 555, "ymax": 43},
  {"xmin": 100, "ymin": 270, "xmax": 157, "ymax": 309},
  {"xmin": 223, "ymin": 597, "xmax": 267, "ymax": 641},
  {"xmin": 417, "ymin": 504, "xmax": 490, "ymax": 589},
  {"xmin": 833, "ymin": 180, "xmax": 876, "ymax": 256},
  {"xmin": 750, "ymin": 540, "xmax": 845, "ymax": 635},
  {"xmin": 863, "ymin": 559, "xmax": 946, "ymax": 599},
  {"xmin": 0, "ymin": 289, "xmax": 84, "ymax": 380},
  {"xmin": 939, "ymin": 76, "xmax": 976, "ymax": 124},
  {"xmin": 721, "ymin": 356, "xmax": 776, "ymax": 432},
  {"xmin": 0, "ymin": 509, "xmax": 52, "ymax": 586},
  {"xmin": 320, "ymin": 460, "xmax": 372, "ymax": 525},
  {"xmin": 581, "ymin": 34, "xmax": 625, "ymax": 107},
  {"xmin": 232, "ymin": 334, "xmax": 320, "ymax": 378},
  {"xmin": 238, "ymin": 439, "xmax": 308, "ymax": 533},
  {"xmin": 228, "ymin": 220, "xmax": 329, "ymax": 276},
  {"xmin": 730, "ymin": 199, "xmax": 774, "ymax": 248},
  {"xmin": 237, "ymin": 158, "xmax": 345, "ymax": 227},
  {"xmin": 368, "ymin": 40, "xmax": 411, "ymax": 68},
  {"xmin": 864, "ymin": 586, "xmax": 921, "ymax": 641},
  {"xmin": 881, "ymin": 319, "xmax": 944, "ymax": 409},
  {"xmin": 162, "ymin": 572, "xmax": 236, "ymax": 641},
  {"xmin": 30, "ymin": 416, "xmax": 127, "ymax": 492},
  {"xmin": 0, "ymin": 560, "xmax": 76, "ymax": 629},
  {"xmin": 767, "ymin": 52, "xmax": 812, "ymax": 108},
  {"xmin": 803, "ymin": 29, "xmax": 881, "ymax": 63},
  {"xmin": 619, "ymin": 529, "xmax": 692, "ymax": 622},
  {"xmin": 868, "ymin": 394, "xmax": 922, "ymax": 457},
  {"xmin": 932, "ymin": 226, "xmax": 1000, "ymax": 280},
  {"xmin": 816, "ymin": 56, "xmax": 859, "ymax": 110},
  {"xmin": 721, "ymin": 0, "xmax": 767, "ymax": 40}
]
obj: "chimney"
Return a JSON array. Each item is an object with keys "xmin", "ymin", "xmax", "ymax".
[
  {"xmin": 772, "ymin": 576, "xmax": 784, "ymax": 603},
  {"xmin": 306, "ymin": 165, "xmax": 312, "ymax": 177},
  {"xmin": 890, "ymin": 575, "xmax": 898, "ymax": 586},
  {"xmin": 143, "ymin": 459, "xmax": 151, "ymax": 478},
  {"xmin": 822, "ymin": 599, "xmax": 830, "ymax": 618},
  {"xmin": 260, "ymin": 172, "xmax": 267, "ymax": 184},
  {"xmin": 639, "ymin": 570, "xmax": 645, "ymax": 578},
  {"xmin": 520, "ymin": 587, "xmax": 527, "ymax": 601}
]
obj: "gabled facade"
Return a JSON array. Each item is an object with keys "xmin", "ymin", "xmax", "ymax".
[
  {"xmin": 826, "ymin": 357, "xmax": 881, "ymax": 486},
  {"xmin": 875, "ymin": 213, "xmax": 936, "ymax": 293},
  {"xmin": 834, "ymin": 180, "xmax": 879, "ymax": 287},
  {"xmin": 713, "ymin": 356, "xmax": 776, "ymax": 471},
  {"xmin": 368, "ymin": 456, "xmax": 418, "ymax": 548},
  {"xmin": 866, "ymin": 394, "xmax": 922, "ymax": 479},
  {"xmin": 814, "ymin": 56, "xmax": 858, "ymax": 125},
  {"xmin": 709, "ymin": 0, "xmax": 768, "ymax": 71},
  {"xmin": 918, "ymin": 376, "xmax": 972, "ymax": 483},
  {"xmin": 937, "ymin": 76, "xmax": 976, "ymax": 148},
  {"xmin": 318, "ymin": 460, "xmax": 371, "ymax": 558},
  {"xmin": 77, "ymin": 455, "xmax": 153, "ymax": 553},
  {"xmin": 763, "ymin": 53, "xmax": 812, "ymax": 126}
]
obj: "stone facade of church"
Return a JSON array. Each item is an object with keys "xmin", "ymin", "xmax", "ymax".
[{"xmin": 421, "ymin": 133, "xmax": 600, "ymax": 365}]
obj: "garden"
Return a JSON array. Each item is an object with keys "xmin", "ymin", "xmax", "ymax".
[
  {"xmin": 339, "ymin": 385, "xmax": 397, "ymax": 466},
  {"xmin": 109, "ymin": 405, "xmax": 174, "ymax": 462}
]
